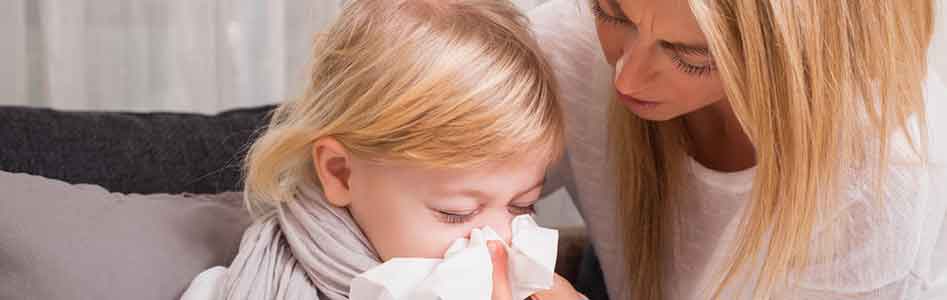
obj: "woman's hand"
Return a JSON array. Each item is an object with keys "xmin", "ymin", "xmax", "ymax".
[
  {"xmin": 488, "ymin": 241, "xmax": 586, "ymax": 300},
  {"xmin": 529, "ymin": 273, "xmax": 586, "ymax": 300},
  {"xmin": 489, "ymin": 241, "xmax": 514, "ymax": 300}
]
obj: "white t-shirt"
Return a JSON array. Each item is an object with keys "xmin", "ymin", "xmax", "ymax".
[{"xmin": 529, "ymin": 0, "xmax": 947, "ymax": 299}]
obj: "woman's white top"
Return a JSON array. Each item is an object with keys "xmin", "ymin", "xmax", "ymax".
[{"xmin": 529, "ymin": 0, "xmax": 947, "ymax": 299}]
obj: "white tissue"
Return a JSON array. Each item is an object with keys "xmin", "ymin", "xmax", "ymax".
[{"xmin": 349, "ymin": 215, "xmax": 559, "ymax": 300}]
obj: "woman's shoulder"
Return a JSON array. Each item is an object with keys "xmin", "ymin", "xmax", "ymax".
[
  {"xmin": 179, "ymin": 266, "xmax": 227, "ymax": 300},
  {"xmin": 835, "ymin": 68, "xmax": 947, "ymax": 217},
  {"xmin": 923, "ymin": 70, "xmax": 947, "ymax": 165},
  {"xmin": 795, "ymin": 71, "xmax": 947, "ymax": 293},
  {"xmin": 799, "ymin": 100, "xmax": 947, "ymax": 294}
]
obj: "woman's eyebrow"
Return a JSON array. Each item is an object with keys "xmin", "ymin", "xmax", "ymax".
[{"xmin": 593, "ymin": 0, "xmax": 630, "ymax": 19}]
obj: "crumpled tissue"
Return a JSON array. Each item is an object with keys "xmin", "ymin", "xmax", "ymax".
[{"xmin": 349, "ymin": 215, "xmax": 559, "ymax": 300}]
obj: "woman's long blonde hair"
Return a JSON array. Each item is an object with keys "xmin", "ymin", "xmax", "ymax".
[
  {"xmin": 613, "ymin": 0, "xmax": 934, "ymax": 298},
  {"xmin": 243, "ymin": 0, "xmax": 563, "ymax": 214}
]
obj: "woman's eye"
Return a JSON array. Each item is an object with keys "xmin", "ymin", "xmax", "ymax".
[
  {"xmin": 662, "ymin": 41, "xmax": 717, "ymax": 77},
  {"xmin": 508, "ymin": 204, "xmax": 536, "ymax": 215},
  {"xmin": 670, "ymin": 53, "xmax": 716, "ymax": 77},
  {"xmin": 591, "ymin": 1, "xmax": 632, "ymax": 27},
  {"xmin": 437, "ymin": 210, "xmax": 477, "ymax": 224}
]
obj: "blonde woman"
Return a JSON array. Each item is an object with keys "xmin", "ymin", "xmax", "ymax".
[
  {"xmin": 179, "ymin": 0, "xmax": 590, "ymax": 299},
  {"xmin": 526, "ymin": 0, "xmax": 947, "ymax": 299}
]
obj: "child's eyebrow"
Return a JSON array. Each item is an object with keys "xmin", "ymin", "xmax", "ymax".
[
  {"xmin": 512, "ymin": 179, "xmax": 546, "ymax": 201},
  {"xmin": 458, "ymin": 179, "xmax": 546, "ymax": 202}
]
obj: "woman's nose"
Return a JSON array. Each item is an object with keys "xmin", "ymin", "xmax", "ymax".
[{"xmin": 614, "ymin": 40, "xmax": 656, "ymax": 96}]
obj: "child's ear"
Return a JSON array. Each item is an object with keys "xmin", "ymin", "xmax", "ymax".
[{"xmin": 312, "ymin": 137, "xmax": 353, "ymax": 207}]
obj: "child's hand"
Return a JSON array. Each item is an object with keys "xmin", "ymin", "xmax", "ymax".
[{"xmin": 487, "ymin": 241, "xmax": 586, "ymax": 300}]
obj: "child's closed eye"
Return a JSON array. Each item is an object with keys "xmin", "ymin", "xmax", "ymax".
[
  {"xmin": 436, "ymin": 209, "xmax": 479, "ymax": 224},
  {"xmin": 507, "ymin": 204, "xmax": 536, "ymax": 215},
  {"xmin": 433, "ymin": 203, "xmax": 536, "ymax": 225}
]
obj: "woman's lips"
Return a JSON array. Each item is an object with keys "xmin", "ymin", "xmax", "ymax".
[{"xmin": 617, "ymin": 92, "xmax": 660, "ymax": 111}]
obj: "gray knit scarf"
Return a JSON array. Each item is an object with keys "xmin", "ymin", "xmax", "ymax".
[{"xmin": 216, "ymin": 184, "xmax": 382, "ymax": 299}]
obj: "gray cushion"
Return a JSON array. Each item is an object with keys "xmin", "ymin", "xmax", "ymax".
[{"xmin": 0, "ymin": 171, "xmax": 251, "ymax": 300}]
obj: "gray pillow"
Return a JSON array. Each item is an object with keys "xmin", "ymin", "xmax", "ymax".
[{"xmin": 0, "ymin": 171, "xmax": 251, "ymax": 300}]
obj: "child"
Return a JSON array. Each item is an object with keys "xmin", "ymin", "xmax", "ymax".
[{"xmin": 180, "ymin": 0, "xmax": 566, "ymax": 299}]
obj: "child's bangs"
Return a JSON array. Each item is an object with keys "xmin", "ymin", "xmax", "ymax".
[
  {"xmin": 341, "ymin": 49, "xmax": 562, "ymax": 168},
  {"xmin": 416, "ymin": 69, "xmax": 563, "ymax": 168},
  {"xmin": 342, "ymin": 59, "xmax": 564, "ymax": 169}
]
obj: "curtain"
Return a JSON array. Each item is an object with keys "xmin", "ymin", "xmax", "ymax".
[
  {"xmin": 1, "ymin": 0, "xmax": 549, "ymax": 113},
  {"xmin": 3, "ymin": 0, "xmax": 944, "ymax": 113}
]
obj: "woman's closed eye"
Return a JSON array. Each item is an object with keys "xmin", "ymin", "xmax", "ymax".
[
  {"xmin": 661, "ymin": 41, "xmax": 717, "ymax": 77},
  {"xmin": 669, "ymin": 53, "xmax": 716, "ymax": 77},
  {"xmin": 591, "ymin": 0, "xmax": 634, "ymax": 28}
]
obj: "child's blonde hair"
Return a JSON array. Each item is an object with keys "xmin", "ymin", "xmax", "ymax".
[{"xmin": 243, "ymin": 0, "xmax": 563, "ymax": 213}]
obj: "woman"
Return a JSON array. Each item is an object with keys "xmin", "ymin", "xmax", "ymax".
[{"xmin": 509, "ymin": 0, "xmax": 947, "ymax": 299}]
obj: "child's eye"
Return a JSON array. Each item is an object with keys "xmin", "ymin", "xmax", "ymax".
[
  {"xmin": 436, "ymin": 209, "xmax": 478, "ymax": 224},
  {"xmin": 507, "ymin": 204, "xmax": 536, "ymax": 215}
]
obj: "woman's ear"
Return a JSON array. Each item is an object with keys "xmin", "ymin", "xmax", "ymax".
[{"xmin": 312, "ymin": 137, "xmax": 353, "ymax": 207}]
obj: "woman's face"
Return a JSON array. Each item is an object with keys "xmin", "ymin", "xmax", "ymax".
[
  {"xmin": 346, "ymin": 152, "xmax": 549, "ymax": 261},
  {"xmin": 591, "ymin": 0, "xmax": 727, "ymax": 121}
]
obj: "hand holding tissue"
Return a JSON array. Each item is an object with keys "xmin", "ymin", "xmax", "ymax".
[{"xmin": 349, "ymin": 215, "xmax": 559, "ymax": 300}]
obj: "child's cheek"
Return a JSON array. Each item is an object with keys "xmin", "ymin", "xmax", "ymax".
[{"xmin": 429, "ymin": 224, "xmax": 478, "ymax": 257}]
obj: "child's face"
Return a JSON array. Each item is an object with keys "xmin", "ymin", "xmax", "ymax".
[{"xmin": 346, "ymin": 152, "xmax": 550, "ymax": 261}]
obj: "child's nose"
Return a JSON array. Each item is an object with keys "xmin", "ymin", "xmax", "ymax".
[{"xmin": 474, "ymin": 214, "xmax": 514, "ymax": 245}]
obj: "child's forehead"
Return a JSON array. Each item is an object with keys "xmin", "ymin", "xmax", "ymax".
[
  {"xmin": 409, "ymin": 151, "xmax": 552, "ymax": 175},
  {"xmin": 434, "ymin": 178, "xmax": 546, "ymax": 203},
  {"xmin": 416, "ymin": 157, "xmax": 547, "ymax": 190}
]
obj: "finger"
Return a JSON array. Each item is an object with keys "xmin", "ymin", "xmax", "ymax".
[
  {"xmin": 489, "ymin": 240, "xmax": 512, "ymax": 300},
  {"xmin": 530, "ymin": 274, "xmax": 583, "ymax": 300}
]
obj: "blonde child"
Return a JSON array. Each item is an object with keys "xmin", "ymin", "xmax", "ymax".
[{"xmin": 180, "ymin": 0, "xmax": 578, "ymax": 299}]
